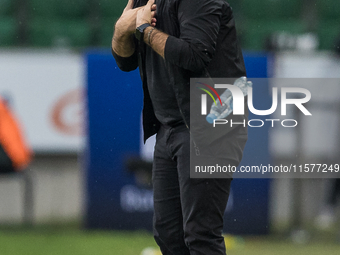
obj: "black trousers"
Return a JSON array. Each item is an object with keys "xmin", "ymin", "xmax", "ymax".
[{"xmin": 152, "ymin": 124, "xmax": 232, "ymax": 255}]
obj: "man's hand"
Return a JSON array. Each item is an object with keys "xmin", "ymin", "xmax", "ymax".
[
  {"xmin": 136, "ymin": 0, "xmax": 157, "ymax": 28},
  {"xmin": 115, "ymin": 0, "xmax": 142, "ymax": 37},
  {"xmin": 112, "ymin": 0, "xmax": 159, "ymax": 59},
  {"xmin": 112, "ymin": 0, "xmax": 142, "ymax": 57},
  {"xmin": 134, "ymin": 0, "xmax": 167, "ymax": 59}
]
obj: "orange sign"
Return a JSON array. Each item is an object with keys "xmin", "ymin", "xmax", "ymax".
[{"xmin": 51, "ymin": 89, "xmax": 84, "ymax": 136}]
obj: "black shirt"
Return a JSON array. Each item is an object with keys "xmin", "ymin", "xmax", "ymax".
[
  {"xmin": 145, "ymin": 45, "xmax": 184, "ymax": 127},
  {"xmin": 113, "ymin": 0, "xmax": 246, "ymax": 142}
]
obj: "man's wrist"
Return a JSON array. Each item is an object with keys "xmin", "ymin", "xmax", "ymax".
[
  {"xmin": 135, "ymin": 23, "xmax": 151, "ymax": 41},
  {"xmin": 143, "ymin": 26, "xmax": 154, "ymax": 45}
]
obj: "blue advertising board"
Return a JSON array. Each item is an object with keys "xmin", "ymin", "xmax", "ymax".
[{"xmin": 85, "ymin": 51, "xmax": 271, "ymax": 234}]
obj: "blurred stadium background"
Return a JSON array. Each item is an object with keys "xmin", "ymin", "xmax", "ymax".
[{"xmin": 1, "ymin": 0, "xmax": 340, "ymax": 254}]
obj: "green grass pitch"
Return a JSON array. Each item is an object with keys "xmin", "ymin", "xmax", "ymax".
[{"xmin": 0, "ymin": 226, "xmax": 339, "ymax": 255}]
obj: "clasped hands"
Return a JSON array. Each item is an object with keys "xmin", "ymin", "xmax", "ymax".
[{"xmin": 115, "ymin": 0, "xmax": 157, "ymax": 37}]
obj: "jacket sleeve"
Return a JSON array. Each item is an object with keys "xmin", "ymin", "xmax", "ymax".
[
  {"xmin": 164, "ymin": 0, "xmax": 226, "ymax": 73},
  {"xmin": 112, "ymin": 47, "xmax": 139, "ymax": 72}
]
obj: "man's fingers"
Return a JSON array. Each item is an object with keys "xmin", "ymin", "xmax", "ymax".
[
  {"xmin": 151, "ymin": 18, "xmax": 157, "ymax": 26},
  {"xmin": 146, "ymin": 0, "xmax": 155, "ymax": 8},
  {"xmin": 151, "ymin": 4, "xmax": 157, "ymax": 11},
  {"xmin": 124, "ymin": 0, "xmax": 134, "ymax": 11},
  {"xmin": 151, "ymin": 10, "xmax": 156, "ymax": 18}
]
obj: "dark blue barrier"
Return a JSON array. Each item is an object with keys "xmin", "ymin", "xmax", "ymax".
[{"xmin": 85, "ymin": 51, "xmax": 271, "ymax": 234}]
